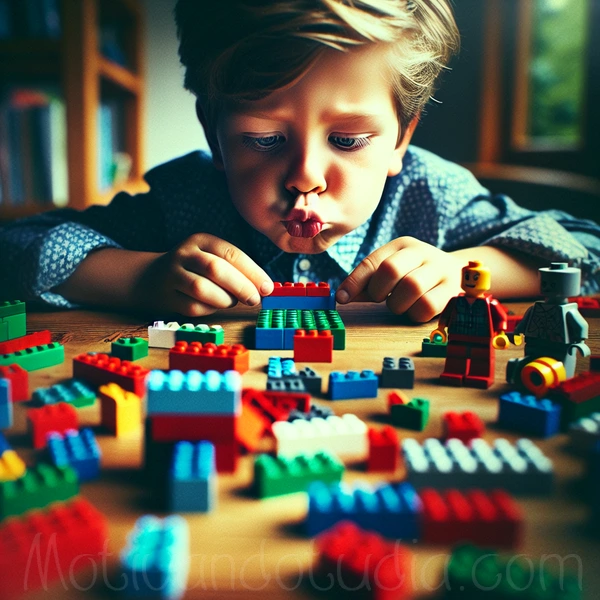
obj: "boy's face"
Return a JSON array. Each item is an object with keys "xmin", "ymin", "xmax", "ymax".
[{"xmin": 212, "ymin": 44, "xmax": 416, "ymax": 254}]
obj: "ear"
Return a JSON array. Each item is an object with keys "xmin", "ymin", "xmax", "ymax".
[
  {"xmin": 387, "ymin": 115, "xmax": 419, "ymax": 177},
  {"xmin": 196, "ymin": 99, "xmax": 224, "ymax": 170}
]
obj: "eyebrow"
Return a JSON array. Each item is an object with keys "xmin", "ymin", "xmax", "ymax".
[{"xmin": 231, "ymin": 109, "xmax": 385, "ymax": 127}]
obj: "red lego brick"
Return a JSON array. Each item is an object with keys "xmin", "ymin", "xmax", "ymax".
[
  {"xmin": 269, "ymin": 282, "xmax": 307, "ymax": 296},
  {"xmin": 0, "ymin": 330, "xmax": 51, "ymax": 354},
  {"xmin": 0, "ymin": 363, "xmax": 29, "ymax": 402},
  {"xmin": 505, "ymin": 313, "xmax": 523, "ymax": 335},
  {"xmin": 27, "ymin": 402, "xmax": 79, "ymax": 449},
  {"xmin": 262, "ymin": 390, "xmax": 311, "ymax": 413},
  {"xmin": 73, "ymin": 353, "xmax": 149, "ymax": 398},
  {"xmin": 419, "ymin": 488, "xmax": 523, "ymax": 548},
  {"xmin": 315, "ymin": 521, "xmax": 413, "ymax": 600},
  {"xmin": 387, "ymin": 390, "xmax": 411, "ymax": 407},
  {"xmin": 367, "ymin": 426, "xmax": 400, "ymax": 472},
  {"xmin": 237, "ymin": 399, "xmax": 270, "ymax": 452},
  {"xmin": 294, "ymin": 329, "xmax": 333, "ymax": 363},
  {"xmin": 442, "ymin": 410, "xmax": 485, "ymax": 442},
  {"xmin": 306, "ymin": 282, "xmax": 331, "ymax": 297},
  {"xmin": 149, "ymin": 413, "xmax": 236, "ymax": 442},
  {"xmin": 0, "ymin": 497, "xmax": 108, "ymax": 599},
  {"xmin": 168, "ymin": 341, "xmax": 250, "ymax": 374},
  {"xmin": 214, "ymin": 440, "xmax": 238, "ymax": 473},
  {"xmin": 569, "ymin": 296, "xmax": 600, "ymax": 317},
  {"xmin": 553, "ymin": 371, "xmax": 600, "ymax": 403},
  {"xmin": 242, "ymin": 388, "xmax": 290, "ymax": 429}
]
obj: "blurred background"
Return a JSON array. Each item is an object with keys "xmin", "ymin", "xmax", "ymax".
[{"xmin": 0, "ymin": 0, "xmax": 598, "ymax": 222}]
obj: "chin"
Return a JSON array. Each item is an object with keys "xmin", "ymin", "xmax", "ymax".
[{"xmin": 272, "ymin": 231, "xmax": 335, "ymax": 254}]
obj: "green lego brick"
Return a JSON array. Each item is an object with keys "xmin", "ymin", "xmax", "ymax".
[
  {"xmin": 0, "ymin": 342, "xmax": 65, "ymax": 371},
  {"xmin": 559, "ymin": 394, "xmax": 600, "ymax": 431},
  {"xmin": 254, "ymin": 451, "xmax": 344, "ymax": 499},
  {"xmin": 315, "ymin": 310, "xmax": 345, "ymax": 350},
  {"xmin": 2, "ymin": 313, "xmax": 26, "ymax": 340},
  {"xmin": 0, "ymin": 463, "xmax": 79, "ymax": 520},
  {"xmin": 0, "ymin": 321, "xmax": 7, "ymax": 343},
  {"xmin": 0, "ymin": 301, "xmax": 25, "ymax": 319},
  {"xmin": 111, "ymin": 337, "xmax": 149, "ymax": 361},
  {"xmin": 390, "ymin": 397, "xmax": 429, "ymax": 431},
  {"xmin": 175, "ymin": 324, "xmax": 225, "ymax": 345},
  {"xmin": 421, "ymin": 337, "xmax": 447, "ymax": 357}
]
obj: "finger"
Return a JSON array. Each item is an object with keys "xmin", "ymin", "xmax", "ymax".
[
  {"xmin": 366, "ymin": 248, "xmax": 425, "ymax": 302},
  {"xmin": 172, "ymin": 290, "xmax": 222, "ymax": 318},
  {"xmin": 385, "ymin": 263, "xmax": 444, "ymax": 316},
  {"xmin": 403, "ymin": 283, "xmax": 454, "ymax": 323},
  {"xmin": 176, "ymin": 267, "xmax": 239, "ymax": 309}
]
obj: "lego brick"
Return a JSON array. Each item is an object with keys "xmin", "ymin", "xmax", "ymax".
[
  {"xmin": 0, "ymin": 497, "xmax": 108, "ymax": 599},
  {"xmin": 288, "ymin": 402, "xmax": 334, "ymax": 422},
  {"xmin": 367, "ymin": 426, "xmax": 400, "ymax": 472},
  {"xmin": 149, "ymin": 413, "xmax": 236, "ymax": 442},
  {"xmin": 0, "ymin": 342, "xmax": 64, "ymax": 371},
  {"xmin": 0, "ymin": 300, "xmax": 25, "ymax": 318},
  {"xmin": 2, "ymin": 312, "xmax": 26, "ymax": 340},
  {"xmin": 262, "ymin": 283, "xmax": 337, "ymax": 310},
  {"xmin": 570, "ymin": 295, "xmax": 600, "ymax": 317},
  {"xmin": 419, "ymin": 488, "xmax": 523, "ymax": 548},
  {"xmin": 0, "ymin": 320, "xmax": 5, "ymax": 343},
  {"xmin": 498, "ymin": 391, "xmax": 561, "ymax": 438},
  {"xmin": 269, "ymin": 281, "xmax": 308, "ymax": 296},
  {"xmin": 46, "ymin": 428, "xmax": 101, "ymax": 482},
  {"xmin": 32, "ymin": 378, "xmax": 96, "ymax": 408},
  {"xmin": 255, "ymin": 309, "xmax": 285, "ymax": 350},
  {"xmin": 421, "ymin": 335, "xmax": 447, "ymax": 357},
  {"xmin": 253, "ymin": 450, "xmax": 344, "ymax": 498},
  {"xmin": 307, "ymin": 480, "xmax": 422, "ymax": 540},
  {"xmin": 568, "ymin": 412, "xmax": 600, "ymax": 452},
  {"xmin": 0, "ymin": 431, "xmax": 9, "ymax": 454},
  {"xmin": 442, "ymin": 411, "xmax": 485, "ymax": 443},
  {"xmin": 0, "ymin": 329, "xmax": 51, "ymax": 354},
  {"xmin": 0, "ymin": 462, "xmax": 78, "ymax": 520},
  {"xmin": 148, "ymin": 320, "xmax": 181, "ymax": 348},
  {"xmin": 294, "ymin": 329, "xmax": 333, "ymax": 362},
  {"xmin": 553, "ymin": 371, "xmax": 600, "ymax": 403},
  {"xmin": 590, "ymin": 354, "xmax": 600, "ymax": 372},
  {"xmin": 402, "ymin": 437, "xmax": 554, "ymax": 494},
  {"xmin": 111, "ymin": 336, "xmax": 149, "ymax": 361},
  {"xmin": 0, "ymin": 364, "xmax": 28, "ymax": 402},
  {"xmin": 262, "ymin": 388, "xmax": 311, "ymax": 413},
  {"xmin": 0, "ymin": 379, "xmax": 12, "ymax": 428},
  {"xmin": 169, "ymin": 341, "xmax": 250, "ymax": 374},
  {"xmin": 237, "ymin": 398, "xmax": 270, "ymax": 452},
  {"xmin": 99, "ymin": 382, "xmax": 142, "ymax": 436},
  {"xmin": 27, "ymin": 402, "xmax": 79, "ymax": 449},
  {"xmin": 169, "ymin": 440, "xmax": 217, "ymax": 512},
  {"xmin": 73, "ymin": 352, "xmax": 150, "ymax": 398},
  {"xmin": 175, "ymin": 323, "xmax": 224, "ymax": 345},
  {"xmin": 0, "ymin": 450, "xmax": 26, "ymax": 481},
  {"xmin": 266, "ymin": 377, "xmax": 307, "ymax": 395},
  {"xmin": 266, "ymin": 356, "xmax": 322, "ymax": 395},
  {"xmin": 306, "ymin": 281, "xmax": 331, "ymax": 296},
  {"xmin": 314, "ymin": 309, "xmax": 345, "ymax": 349},
  {"xmin": 380, "ymin": 356, "xmax": 415, "ymax": 389},
  {"xmin": 314, "ymin": 521, "xmax": 413, "ymax": 600},
  {"xmin": 241, "ymin": 388, "xmax": 290, "ymax": 426},
  {"xmin": 120, "ymin": 514, "xmax": 190, "ymax": 599},
  {"xmin": 266, "ymin": 355, "xmax": 297, "ymax": 378},
  {"xmin": 328, "ymin": 369, "xmax": 378, "ymax": 400},
  {"xmin": 505, "ymin": 312, "xmax": 523, "ymax": 334},
  {"xmin": 147, "ymin": 369, "xmax": 241, "ymax": 416},
  {"xmin": 388, "ymin": 391, "xmax": 430, "ymax": 431},
  {"xmin": 273, "ymin": 414, "xmax": 368, "ymax": 462}
]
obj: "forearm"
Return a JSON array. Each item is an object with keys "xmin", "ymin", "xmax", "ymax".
[
  {"xmin": 450, "ymin": 246, "xmax": 544, "ymax": 299},
  {"xmin": 53, "ymin": 248, "xmax": 162, "ymax": 309}
]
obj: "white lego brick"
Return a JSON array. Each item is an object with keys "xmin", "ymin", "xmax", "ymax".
[{"xmin": 148, "ymin": 321, "xmax": 181, "ymax": 348}]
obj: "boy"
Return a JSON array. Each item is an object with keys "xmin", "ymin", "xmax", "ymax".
[{"xmin": 0, "ymin": 0, "xmax": 598, "ymax": 322}]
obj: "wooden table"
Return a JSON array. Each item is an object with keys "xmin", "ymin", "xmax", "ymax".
[{"xmin": 8, "ymin": 303, "xmax": 600, "ymax": 599}]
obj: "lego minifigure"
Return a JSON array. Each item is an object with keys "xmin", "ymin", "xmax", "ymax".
[
  {"xmin": 507, "ymin": 262, "xmax": 590, "ymax": 390},
  {"xmin": 430, "ymin": 260, "xmax": 510, "ymax": 389}
]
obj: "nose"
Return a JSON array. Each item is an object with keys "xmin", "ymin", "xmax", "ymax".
[{"xmin": 284, "ymin": 140, "xmax": 327, "ymax": 196}]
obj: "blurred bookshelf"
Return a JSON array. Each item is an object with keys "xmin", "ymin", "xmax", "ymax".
[{"xmin": 0, "ymin": 0, "xmax": 147, "ymax": 220}]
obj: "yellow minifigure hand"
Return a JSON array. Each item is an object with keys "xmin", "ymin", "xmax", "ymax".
[
  {"xmin": 492, "ymin": 331, "xmax": 510, "ymax": 349},
  {"xmin": 430, "ymin": 328, "xmax": 447, "ymax": 343}
]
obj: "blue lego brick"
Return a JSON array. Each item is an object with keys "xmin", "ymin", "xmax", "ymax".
[
  {"xmin": 0, "ymin": 379, "xmax": 13, "ymax": 429},
  {"xmin": 47, "ymin": 428, "xmax": 101, "ymax": 482},
  {"xmin": 147, "ymin": 369, "xmax": 241, "ymax": 416},
  {"xmin": 120, "ymin": 515, "xmax": 190, "ymax": 599},
  {"xmin": 380, "ymin": 357, "xmax": 415, "ymax": 389},
  {"xmin": 498, "ymin": 391, "xmax": 561, "ymax": 438},
  {"xmin": 32, "ymin": 379, "xmax": 97, "ymax": 408},
  {"xmin": 266, "ymin": 356, "xmax": 297, "ymax": 379},
  {"xmin": 0, "ymin": 431, "xmax": 10, "ymax": 455},
  {"xmin": 262, "ymin": 292, "xmax": 336, "ymax": 310},
  {"xmin": 255, "ymin": 309, "xmax": 285, "ymax": 349},
  {"xmin": 327, "ymin": 370, "xmax": 378, "ymax": 400},
  {"xmin": 169, "ymin": 440, "xmax": 216, "ymax": 513},
  {"xmin": 306, "ymin": 480, "xmax": 422, "ymax": 539}
]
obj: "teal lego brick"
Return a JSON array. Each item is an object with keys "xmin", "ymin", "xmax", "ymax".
[
  {"xmin": 175, "ymin": 324, "xmax": 225, "ymax": 345},
  {"xmin": 2, "ymin": 313, "xmax": 26, "ymax": 341},
  {"xmin": 0, "ymin": 342, "xmax": 65, "ymax": 371},
  {"xmin": 0, "ymin": 463, "xmax": 79, "ymax": 520},
  {"xmin": 421, "ymin": 336, "xmax": 447, "ymax": 357},
  {"xmin": 32, "ymin": 379, "xmax": 97, "ymax": 408},
  {"xmin": 253, "ymin": 450, "xmax": 344, "ymax": 498},
  {"xmin": 0, "ymin": 301, "xmax": 25, "ymax": 319},
  {"xmin": 47, "ymin": 428, "xmax": 101, "ymax": 482},
  {"xmin": 111, "ymin": 336, "xmax": 149, "ymax": 361}
]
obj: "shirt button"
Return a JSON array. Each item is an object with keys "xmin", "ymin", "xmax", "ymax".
[
  {"xmin": 298, "ymin": 258, "xmax": 311, "ymax": 271},
  {"xmin": 299, "ymin": 275, "xmax": 310, "ymax": 284}
]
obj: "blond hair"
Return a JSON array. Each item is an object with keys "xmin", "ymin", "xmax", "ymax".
[{"xmin": 175, "ymin": 0, "xmax": 459, "ymax": 141}]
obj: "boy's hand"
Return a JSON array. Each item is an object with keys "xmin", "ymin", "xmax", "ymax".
[
  {"xmin": 335, "ymin": 237, "xmax": 465, "ymax": 322},
  {"xmin": 139, "ymin": 233, "xmax": 273, "ymax": 316}
]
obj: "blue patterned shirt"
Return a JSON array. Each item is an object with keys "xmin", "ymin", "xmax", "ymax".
[{"xmin": 1, "ymin": 146, "xmax": 599, "ymax": 307}]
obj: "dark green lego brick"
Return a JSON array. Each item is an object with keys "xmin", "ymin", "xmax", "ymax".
[
  {"xmin": 558, "ymin": 394, "xmax": 600, "ymax": 431},
  {"xmin": 2, "ymin": 313, "xmax": 26, "ymax": 341},
  {"xmin": 0, "ymin": 463, "xmax": 79, "ymax": 520},
  {"xmin": 0, "ymin": 342, "xmax": 65, "ymax": 371},
  {"xmin": 0, "ymin": 321, "xmax": 7, "ymax": 343},
  {"xmin": 390, "ymin": 397, "xmax": 429, "ymax": 431},
  {"xmin": 111, "ymin": 336, "xmax": 149, "ymax": 361},
  {"xmin": 254, "ymin": 451, "xmax": 344, "ymax": 498},
  {"xmin": 421, "ymin": 337, "xmax": 447, "ymax": 357},
  {"xmin": 175, "ymin": 324, "xmax": 225, "ymax": 345},
  {"xmin": 0, "ymin": 301, "xmax": 25, "ymax": 319},
  {"xmin": 315, "ymin": 310, "xmax": 345, "ymax": 350}
]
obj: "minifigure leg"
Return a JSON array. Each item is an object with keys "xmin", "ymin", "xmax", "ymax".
[
  {"xmin": 464, "ymin": 343, "xmax": 495, "ymax": 389},
  {"xmin": 440, "ymin": 342, "xmax": 469, "ymax": 386}
]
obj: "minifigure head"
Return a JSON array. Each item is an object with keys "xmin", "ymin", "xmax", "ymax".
[
  {"xmin": 174, "ymin": 0, "xmax": 459, "ymax": 254},
  {"xmin": 539, "ymin": 262, "xmax": 581, "ymax": 302},
  {"xmin": 461, "ymin": 260, "xmax": 491, "ymax": 297}
]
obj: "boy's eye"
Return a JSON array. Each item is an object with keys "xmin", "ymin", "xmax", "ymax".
[
  {"xmin": 242, "ymin": 135, "xmax": 284, "ymax": 151},
  {"xmin": 330, "ymin": 135, "xmax": 371, "ymax": 151}
]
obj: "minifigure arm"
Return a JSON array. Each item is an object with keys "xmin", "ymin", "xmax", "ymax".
[
  {"xmin": 566, "ymin": 310, "xmax": 591, "ymax": 357},
  {"xmin": 430, "ymin": 297, "xmax": 456, "ymax": 342}
]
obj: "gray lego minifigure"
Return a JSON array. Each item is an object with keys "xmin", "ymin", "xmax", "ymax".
[{"xmin": 507, "ymin": 263, "xmax": 590, "ymax": 387}]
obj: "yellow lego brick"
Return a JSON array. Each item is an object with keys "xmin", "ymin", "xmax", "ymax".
[
  {"xmin": 99, "ymin": 383, "xmax": 142, "ymax": 437},
  {"xmin": 0, "ymin": 450, "xmax": 27, "ymax": 481}
]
